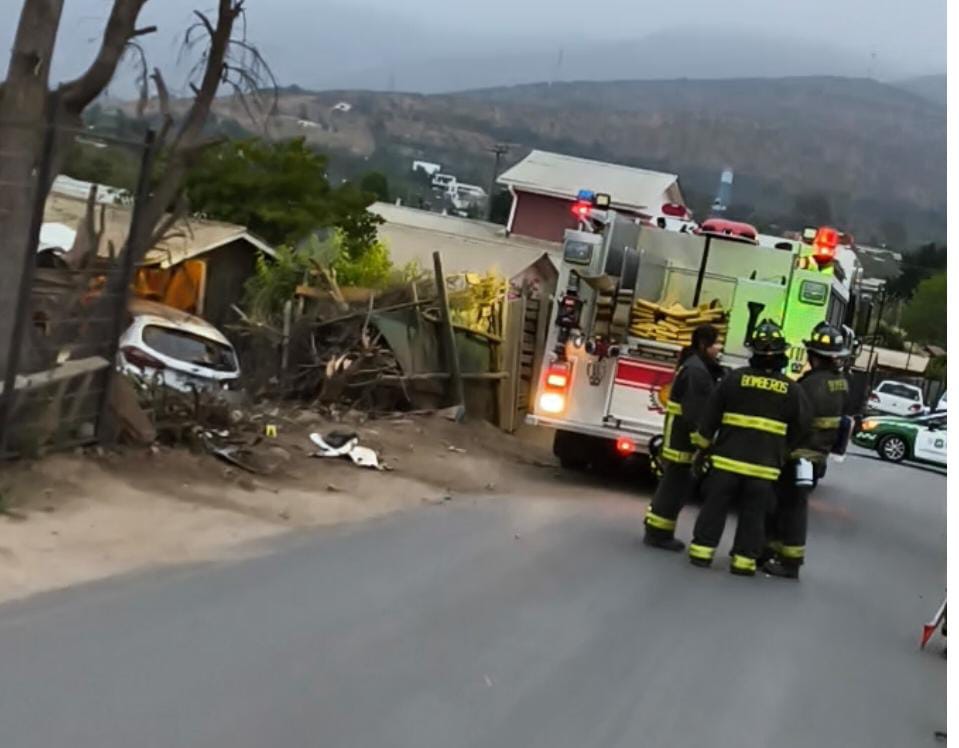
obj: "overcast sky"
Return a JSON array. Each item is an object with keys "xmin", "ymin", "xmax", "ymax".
[{"xmin": 0, "ymin": 0, "xmax": 947, "ymax": 93}]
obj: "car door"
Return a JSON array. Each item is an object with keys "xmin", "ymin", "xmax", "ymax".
[{"xmin": 913, "ymin": 417, "xmax": 947, "ymax": 465}]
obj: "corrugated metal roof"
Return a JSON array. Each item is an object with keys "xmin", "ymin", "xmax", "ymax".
[
  {"xmin": 497, "ymin": 150, "xmax": 682, "ymax": 211},
  {"xmin": 370, "ymin": 202, "xmax": 558, "ymax": 280},
  {"xmin": 855, "ymin": 346, "xmax": 929, "ymax": 374},
  {"xmin": 43, "ymin": 192, "xmax": 274, "ymax": 268},
  {"xmin": 853, "ymin": 245, "xmax": 903, "ymax": 281}
]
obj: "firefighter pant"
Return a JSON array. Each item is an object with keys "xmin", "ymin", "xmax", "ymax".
[
  {"xmin": 768, "ymin": 462, "xmax": 810, "ymax": 567},
  {"xmin": 644, "ymin": 462, "xmax": 693, "ymax": 540},
  {"xmin": 689, "ymin": 470, "xmax": 776, "ymax": 573}
]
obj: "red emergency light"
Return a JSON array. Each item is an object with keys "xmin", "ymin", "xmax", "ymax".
[
  {"xmin": 812, "ymin": 226, "xmax": 839, "ymax": 266},
  {"xmin": 696, "ymin": 218, "xmax": 758, "ymax": 244},
  {"xmin": 661, "ymin": 202, "xmax": 689, "ymax": 219},
  {"xmin": 616, "ymin": 437, "xmax": 636, "ymax": 456},
  {"xmin": 571, "ymin": 200, "xmax": 592, "ymax": 221}
]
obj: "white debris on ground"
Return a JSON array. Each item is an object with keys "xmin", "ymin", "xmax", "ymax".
[{"xmin": 0, "ymin": 413, "xmax": 640, "ymax": 603}]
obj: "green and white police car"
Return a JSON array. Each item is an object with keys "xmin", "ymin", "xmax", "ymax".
[{"xmin": 853, "ymin": 411, "xmax": 947, "ymax": 467}]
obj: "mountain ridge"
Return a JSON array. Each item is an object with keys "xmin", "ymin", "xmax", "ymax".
[{"xmin": 113, "ymin": 75, "xmax": 947, "ymax": 243}]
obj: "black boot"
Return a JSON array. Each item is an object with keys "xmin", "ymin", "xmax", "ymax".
[
  {"xmin": 644, "ymin": 534, "xmax": 685, "ymax": 552},
  {"xmin": 763, "ymin": 559, "xmax": 800, "ymax": 580},
  {"xmin": 689, "ymin": 556, "xmax": 711, "ymax": 568}
]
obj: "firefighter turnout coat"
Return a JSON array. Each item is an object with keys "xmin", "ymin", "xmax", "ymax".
[
  {"xmin": 661, "ymin": 353, "xmax": 725, "ymax": 465},
  {"xmin": 791, "ymin": 367, "xmax": 850, "ymax": 462},
  {"xmin": 693, "ymin": 366, "xmax": 811, "ymax": 480}
]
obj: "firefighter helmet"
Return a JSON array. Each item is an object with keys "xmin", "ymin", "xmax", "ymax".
[
  {"xmin": 804, "ymin": 321, "xmax": 849, "ymax": 358},
  {"xmin": 748, "ymin": 319, "xmax": 788, "ymax": 355}
]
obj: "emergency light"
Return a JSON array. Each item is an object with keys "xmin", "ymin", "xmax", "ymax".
[
  {"xmin": 573, "ymin": 189, "xmax": 611, "ymax": 219},
  {"xmin": 571, "ymin": 200, "xmax": 592, "ymax": 221},
  {"xmin": 811, "ymin": 226, "xmax": 839, "ymax": 266},
  {"xmin": 661, "ymin": 202, "xmax": 689, "ymax": 218}
]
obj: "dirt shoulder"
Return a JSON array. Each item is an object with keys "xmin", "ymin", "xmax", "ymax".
[{"xmin": 0, "ymin": 413, "xmax": 637, "ymax": 603}]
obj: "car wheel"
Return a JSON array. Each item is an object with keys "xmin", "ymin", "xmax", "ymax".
[{"xmin": 878, "ymin": 434, "xmax": 908, "ymax": 463}]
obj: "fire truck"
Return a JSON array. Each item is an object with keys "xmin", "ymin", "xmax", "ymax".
[{"xmin": 526, "ymin": 192, "xmax": 862, "ymax": 470}]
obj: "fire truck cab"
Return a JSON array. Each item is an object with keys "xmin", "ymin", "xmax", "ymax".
[{"xmin": 527, "ymin": 196, "xmax": 861, "ymax": 470}]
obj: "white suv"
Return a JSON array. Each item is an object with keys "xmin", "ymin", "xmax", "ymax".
[
  {"xmin": 119, "ymin": 300, "xmax": 240, "ymax": 393},
  {"xmin": 867, "ymin": 380, "xmax": 926, "ymax": 417}
]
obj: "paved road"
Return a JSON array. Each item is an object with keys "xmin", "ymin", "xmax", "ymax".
[{"xmin": 0, "ymin": 451, "xmax": 945, "ymax": 748}]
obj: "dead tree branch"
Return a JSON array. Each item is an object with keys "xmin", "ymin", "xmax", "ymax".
[{"xmin": 59, "ymin": 0, "xmax": 152, "ymax": 112}]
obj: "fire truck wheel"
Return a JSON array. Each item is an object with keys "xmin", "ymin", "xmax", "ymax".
[{"xmin": 553, "ymin": 430, "xmax": 593, "ymax": 470}]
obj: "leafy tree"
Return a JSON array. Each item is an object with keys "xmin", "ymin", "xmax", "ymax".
[
  {"xmin": 332, "ymin": 182, "xmax": 385, "ymax": 262},
  {"xmin": 901, "ymin": 272, "xmax": 946, "ymax": 346},
  {"xmin": 186, "ymin": 137, "xmax": 378, "ymax": 248},
  {"xmin": 885, "ymin": 242, "xmax": 947, "ymax": 300},
  {"xmin": 360, "ymin": 171, "xmax": 390, "ymax": 202},
  {"xmin": 61, "ymin": 142, "xmax": 140, "ymax": 191},
  {"xmin": 243, "ymin": 232, "xmax": 393, "ymax": 320},
  {"xmin": 926, "ymin": 355, "xmax": 946, "ymax": 383}
]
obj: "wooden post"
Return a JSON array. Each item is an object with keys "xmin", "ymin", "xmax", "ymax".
[
  {"xmin": 433, "ymin": 251, "xmax": 465, "ymax": 413},
  {"xmin": 281, "ymin": 299, "xmax": 293, "ymax": 379}
]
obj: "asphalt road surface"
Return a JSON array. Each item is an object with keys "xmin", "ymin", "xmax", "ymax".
[{"xmin": 0, "ymin": 450, "xmax": 946, "ymax": 748}]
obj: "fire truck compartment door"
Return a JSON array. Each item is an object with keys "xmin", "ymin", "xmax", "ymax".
[
  {"xmin": 726, "ymin": 280, "xmax": 787, "ymax": 360},
  {"xmin": 606, "ymin": 358, "xmax": 676, "ymax": 427}
]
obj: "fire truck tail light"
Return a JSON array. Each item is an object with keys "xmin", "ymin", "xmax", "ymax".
[
  {"xmin": 540, "ymin": 361, "xmax": 571, "ymax": 414},
  {"xmin": 616, "ymin": 437, "xmax": 636, "ymax": 455},
  {"xmin": 539, "ymin": 392, "xmax": 567, "ymax": 414}
]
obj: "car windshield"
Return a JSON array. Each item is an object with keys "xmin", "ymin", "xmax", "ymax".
[
  {"xmin": 878, "ymin": 383, "xmax": 921, "ymax": 401},
  {"xmin": 143, "ymin": 325, "xmax": 237, "ymax": 372}
]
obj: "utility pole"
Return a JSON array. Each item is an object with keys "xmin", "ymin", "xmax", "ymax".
[{"xmin": 487, "ymin": 144, "xmax": 509, "ymax": 221}]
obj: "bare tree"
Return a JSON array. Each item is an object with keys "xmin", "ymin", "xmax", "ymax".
[{"xmin": 0, "ymin": 0, "xmax": 273, "ymax": 375}]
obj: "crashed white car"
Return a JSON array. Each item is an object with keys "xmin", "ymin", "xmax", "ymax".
[{"xmin": 119, "ymin": 300, "xmax": 240, "ymax": 393}]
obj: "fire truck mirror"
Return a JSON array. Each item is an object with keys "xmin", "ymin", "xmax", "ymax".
[
  {"xmin": 744, "ymin": 302, "xmax": 766, "ymax": 345},
  {"xmin": 620, "ymin": 248, "xmax": 640, "ymax": 290}
]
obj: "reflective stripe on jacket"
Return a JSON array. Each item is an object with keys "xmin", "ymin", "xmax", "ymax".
[
  {"xmin": 695, "ymin": 365, "xmax": 812, "ymax": 480},
  {"xmin": 662, "ymin": 353, "xmax": 723, "ymax": 464},
  {"xmin": 791, "ymin": 368, "xmax": 850, "ymax": 461}
]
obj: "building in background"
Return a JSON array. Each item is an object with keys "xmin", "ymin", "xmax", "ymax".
[
  {"xmin": 43, "ymin": 179, "xmax": 274, "ymax": 329},
  {"xmin": 496, "ymin": 150, "xmax": 685, "ymax": 242}
]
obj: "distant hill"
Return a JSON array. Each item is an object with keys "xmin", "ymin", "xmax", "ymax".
[
  {"xmin": 116, "ymin": 75, "xmax": 947, "ymax": 244},
  {"xmin": 892, "ymin": 74, "xmax": 946, "ymax": 108}
]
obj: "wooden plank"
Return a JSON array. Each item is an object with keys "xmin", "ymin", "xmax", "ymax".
[
  {"xmin": 432, "ymin": 252, "xmax": 465, "ymax": 412},
  {"xmin": 499, "ymin": 296, "xmax": 525, "ymax": 432},
  {"xmin": 0, "ymin": 356, "xmax": 110, "ymax": 396}
]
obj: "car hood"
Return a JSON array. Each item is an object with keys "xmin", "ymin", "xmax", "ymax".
[{"xmin": 862, "ymin": 415, "xmax": 921, "ymax": 426}]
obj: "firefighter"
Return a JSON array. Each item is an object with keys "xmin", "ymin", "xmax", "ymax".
[
  {"xmin": 644, "ymin": 324, "xmax": 725, "ymax": 551},
  {"xmin": 764, "ymin": 321, "xmax": 850, "ymax": 579},
  {"xmin": 687, "ymin": 319, "xmax": 812, "ymax": 576}
]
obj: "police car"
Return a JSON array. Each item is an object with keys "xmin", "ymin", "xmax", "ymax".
[{"xmin": 853, "ymin": 411, "xmax": 947, "ymax": 467}]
